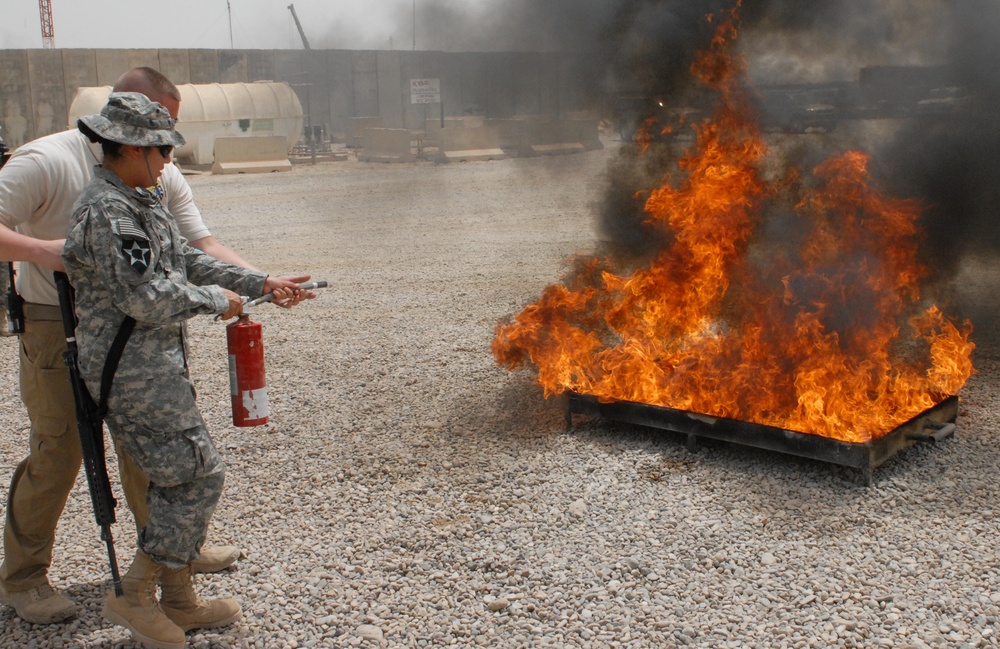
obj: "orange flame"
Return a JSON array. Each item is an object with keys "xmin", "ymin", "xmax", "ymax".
[{"xmin": 492, "ymin": 4, "xmax": 975, "ymax": 443}]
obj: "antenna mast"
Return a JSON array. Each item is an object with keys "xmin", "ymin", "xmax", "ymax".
[
  {"xmin": 227, "ymin": 0, "xmax": 234, "ymax": 48},
  {"xmin": 38, "ymin": 0, "xmax": 55, "ymax": 49}
]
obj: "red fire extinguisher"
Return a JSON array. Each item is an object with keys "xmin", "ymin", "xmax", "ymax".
[
  {"xmin": 224, "ymin": 281, "xmax": 326, "ymax": 427},
  {"xmin": 227, "ymin": 313, "xmax": 268, "ymax": 427}
]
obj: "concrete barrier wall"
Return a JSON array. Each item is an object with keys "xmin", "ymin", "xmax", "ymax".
[
  {"xmin": 485, "ymin": 118, "xmax": 531, "ymax": 156},
  {"xmin": 212, "ymin": 135, "xmax": 292, "ymax": 175},
  {"xmin": 359, "ymin": 128, "xmax": 413, "ymax": 163},
  {"xmin": 568, "ymin": 118, "xmax": 604, "ymax": 151},
  {"xmin": 436, "ymin": 125, "xmax": 505, "ymax": 163},
  {"xmin": 483, "ymin": 116, "xmax": 602, "ymax": 157},
  {"xmin": 0, "ymin": 48, "xmax": 597, "ymax": 150},
  {"xmin": 422, "ymin": 117, "xmax": 469, "ymax": 147},
  {"xmin": 526, "ymin": 118, "xmax": 588, "ymax": 155},
  {"xmin": 347, "ymin": 116, "xmax": 383, "ymax": 148}
]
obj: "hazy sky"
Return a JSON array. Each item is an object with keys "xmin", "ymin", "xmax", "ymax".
[{"xmin": 0, "ymin": 0, "xmax": 482, "ymax": 51}]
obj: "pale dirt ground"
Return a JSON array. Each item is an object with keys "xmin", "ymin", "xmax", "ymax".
[{"xmin": 0, "ymin": 141, "xmax": 998, "ymax": 648}]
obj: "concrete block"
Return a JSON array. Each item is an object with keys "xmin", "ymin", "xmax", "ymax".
[
  {"xmin": 26, "ymin": 50, "xmax": 66, "ymax": 139},
  {"xmin": 327, "ymin": 51, "xmax": 354, "ymax": 139},
  {"xmin": 484, "ymin": 116, "xmax": 596, "ymax": 156},
  {"xmin": 359, "ymin": 128, "xmax": 413, "ymax": 163},
  {"xmin": 524, "ymin": 118, "xmax": 592, "ymax": 156},
  {"xmin": 61, "ymin": 50, "xmax": 99, "ymax": 101},
  {"xmin": 126, "ymin": 49, "xmax": 160, "ymax": 70},
  {"xmin": 188, "ymin": 50, "xmax": 221, "ymax": 84},
  {"xmin": 422, "ymin": 117, "xmax": 466, "ymax": 148},
  {"xmin": 219, "ymin": 50, "xmax": 248, "ymax": 83},
  {"xmin": 158, "ymin": 50, "xmax": 192, "ymax": 85},
  {"xmin": 429, "ymin": 115, "xmax": 484, "ymax": 128},
  {"xmin": 484, "ymin": 118, "xmax": 531, "ymax": 157},
  {"xmin": 94, "ymin": 50, "xmax": 130, "ymax": 86},
  {"xmin": 350, "ymin": 52, "xmax": 379, "ymax": 118},
  {"xmin": 428, "ymin": 117, "xmax": 478, "ymax": 128},
  {"xmin": 460, "ymin": 53, "xmax": 488, "ymax": 117},
  {"xmin": 436, "ymin": 126, "xmax": 506, "ymax": 163},
  {"xmin": 347, "ymin": 116, "xmax": 382, "ymax": 148},
  {"xmin": 376, "ymin": 51, "xmax": 403, "ymax": 129},
  {"xmin": 568, "ymin": 118, "xmax": 603, "ymax": 151},
  {"xmin": 212, "ymin": 136, "xmax": 291, "ymax": 175},
  {"xmin": 530, "ymin": 142, "xmax": 586, "ymax": 155},
  {"xmin": 0, "ymin": 51, "xmax": 30, "ymax": 149}
]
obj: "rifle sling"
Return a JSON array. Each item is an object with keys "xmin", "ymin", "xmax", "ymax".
[{"xmin": 96, "ymin": 316, "xmax": 136, "ymax": 417}]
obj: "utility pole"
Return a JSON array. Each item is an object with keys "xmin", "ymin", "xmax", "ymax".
[
  {"xmin": 412, "ymin": 0, "xmax": 416, "ymax": 50},
  {"xmin": 227, "ymin": 0, "xmax": 234, "ymax": 48}
]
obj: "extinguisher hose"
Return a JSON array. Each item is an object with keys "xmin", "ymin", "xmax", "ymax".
[{"xmin": 245, "ymin": 280, "xmax": 328, "ymax": 308}]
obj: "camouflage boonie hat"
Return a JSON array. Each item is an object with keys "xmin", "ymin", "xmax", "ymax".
[{"xmin": 78, "ymin": 92, "xmax": 185, "ymax": 148}]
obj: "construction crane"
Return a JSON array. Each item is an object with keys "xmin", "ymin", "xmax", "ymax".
[
  {"xmin": 287, "ymin": 4, "xmax": 311, "ymax": 50},
  {"xmin": 38, "ymin": 0, "xmax": 55, "ymax": 49}
]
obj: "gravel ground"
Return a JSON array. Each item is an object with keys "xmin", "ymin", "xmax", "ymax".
[{"xmin": 0, "ymin": 141, "xmax": 998, "ymax": 649}]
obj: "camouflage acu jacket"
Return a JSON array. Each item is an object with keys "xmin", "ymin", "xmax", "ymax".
[{"xmin": 63, "ymin": 166, "xmax": 265, "ymax": 429}]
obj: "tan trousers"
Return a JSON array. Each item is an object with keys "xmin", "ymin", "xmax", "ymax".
[{"xmin": 0, "ymin": 306, "xmax": 153, "ymax": 592}]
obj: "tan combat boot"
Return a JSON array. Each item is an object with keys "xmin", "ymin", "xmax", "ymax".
[
  {"xmin": 159, "ymin": 564, "xmax": 241, "ymax": 631},
  {"xmin": 0, "ymin": 581, "xmax": 79, "ymax": 624},
  {"xmin": 102, "ymin": 551, "xmax": 185, "ymax": 649},
  {"xmin": 189, "ymin": 545, "xmax": 241, "ymax": 574}
]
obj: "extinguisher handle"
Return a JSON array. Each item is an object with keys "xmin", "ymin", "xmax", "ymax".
[{"xmin": 245, "ymin": 280, "xmax": 328, "ymax": 308}]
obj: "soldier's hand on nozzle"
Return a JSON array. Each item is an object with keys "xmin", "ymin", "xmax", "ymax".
[
  {"xmin": 220, "ymin": 289, "xmax": 244, "ymax": 320},
  {"xmin": 263, "ymin": 274, "xmax": 318, "ymax": 308}
]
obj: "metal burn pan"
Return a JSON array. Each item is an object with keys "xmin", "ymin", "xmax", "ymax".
[{"xmin": 564, "ymin": 393, "xmax": 958, "ymax": 485}]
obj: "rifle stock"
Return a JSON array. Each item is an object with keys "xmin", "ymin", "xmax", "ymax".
[{"xmin": 54, "ymin": 271, "xmax": 123, "ymax": 596}]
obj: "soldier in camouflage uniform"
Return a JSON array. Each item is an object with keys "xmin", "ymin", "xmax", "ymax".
[
  {"xmin": 0, "ymin": 68, "xmax": 311, "ymax": 627},
  {"xmin": 63, "ymin": 93, "xmax": 272, "ymax": 648}
]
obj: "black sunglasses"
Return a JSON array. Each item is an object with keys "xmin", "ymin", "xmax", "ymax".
[{"xmin": 157, "ymin": 145, "xmax": 173, "ymax": 158}]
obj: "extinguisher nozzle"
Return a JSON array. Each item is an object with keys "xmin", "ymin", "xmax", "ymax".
[{"xmin": 245, "ymin": 280, "xmax": 328, "ymax": 308}]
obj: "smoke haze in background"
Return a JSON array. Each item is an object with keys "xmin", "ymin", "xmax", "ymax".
[
  {"xmin": 872, "ymin": 1, "xmax": 1000, "ymax": 275},
  {"xmin": 441, "ymin": 1, "xmax": 997, "ymax": 318},
  {"xmin": 403, "ymin": 0, "xmax": 996, "ymax": 331}
]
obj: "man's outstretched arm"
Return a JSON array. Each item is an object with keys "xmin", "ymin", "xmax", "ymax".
[
  {"xmin": 0, "ymin": 224, "xmax": 65, "ymax": 271},
  {"xmin": 189, "ymin": 235, "xmax": 254, "ymax": 268}
]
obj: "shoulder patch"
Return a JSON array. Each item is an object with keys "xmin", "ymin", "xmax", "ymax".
[{"xmin": 121, "ymin": 239, "xmax": 151, "ymax": 274}]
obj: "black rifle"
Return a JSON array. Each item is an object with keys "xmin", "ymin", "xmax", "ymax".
[
  {"xmin": 6, "ymin": 262, "xmax": 24, "ymax": 334},
  {"xmin": 0, "ymin": 131, "xmax": 24, "ymax": 334},
  {"xmin": 54, "ymin": 271, "xmax": 124, "ymax": 597},
  {"xmin": 0, "ymin": 128, "xmax": 9, "ymax": 168}
]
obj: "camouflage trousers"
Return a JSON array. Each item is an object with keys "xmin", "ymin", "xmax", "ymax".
[{"xmin": 104, "ymin": 401, "xmax": 224, "ymax": 571}]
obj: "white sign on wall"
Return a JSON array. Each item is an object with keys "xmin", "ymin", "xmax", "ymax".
[{"xmin": 410, "ymin": 78, "xmax": 441, "ymax": 104}]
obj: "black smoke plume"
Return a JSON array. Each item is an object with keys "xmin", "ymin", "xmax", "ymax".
[{"xmin": 363, "ymin": 1, "xmax": 997, "ymax": 325}]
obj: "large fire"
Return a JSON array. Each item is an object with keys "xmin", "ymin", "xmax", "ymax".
[{"xmin": 492, "ymin": 4, "xmax": 975, "ymax": 443}]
